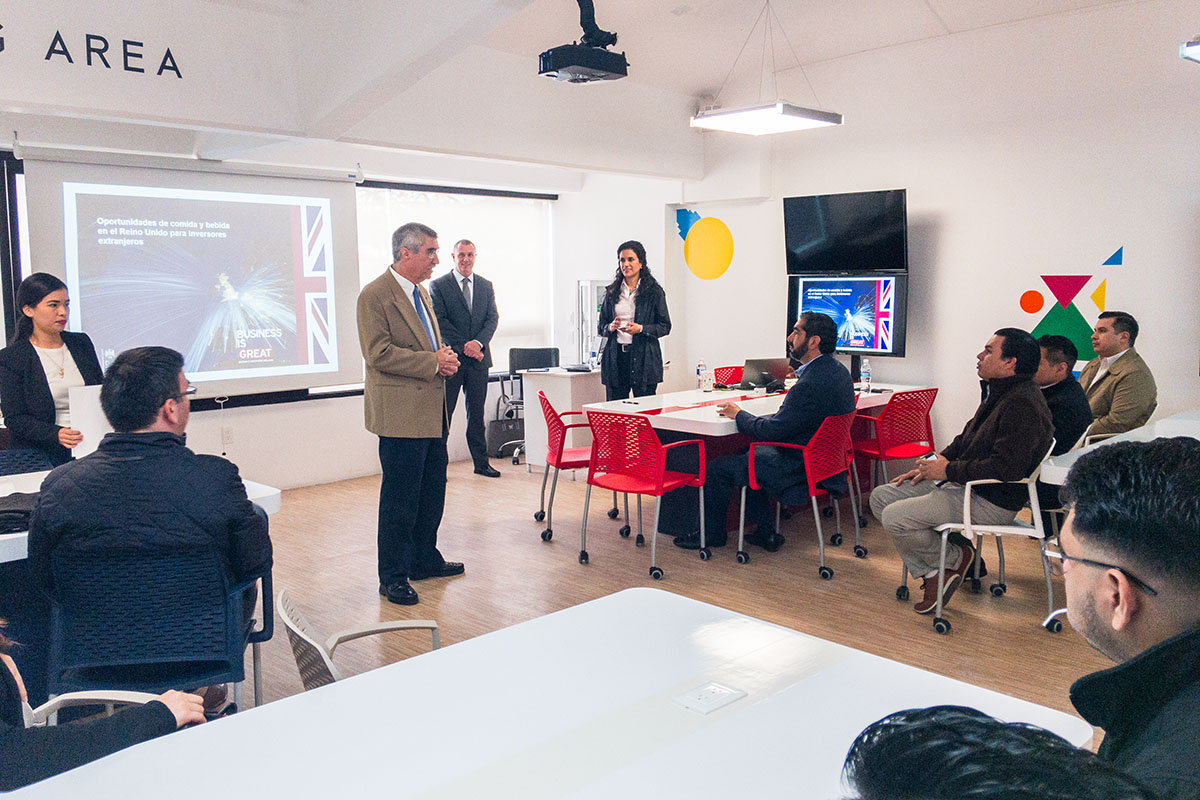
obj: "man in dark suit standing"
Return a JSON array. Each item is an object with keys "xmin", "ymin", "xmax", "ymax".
[
  {"xmin": 357, "ymin": 222, "xmax": 465, "ymax": 606},
  {"xmin": 674, "ymin": 312, "xmax": 856, "ymax": 551},
  {"xmin": 430, "ymin": 239, "xmax": 501, "ymax": 478}
]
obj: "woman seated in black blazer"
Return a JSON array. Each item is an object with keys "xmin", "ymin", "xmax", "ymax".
[
  {"xmin": 597, "ymin": 240, "xmax": 672, "ymax": 401},
  {"xmin": 0, "ymin": 273, "xmax": 104, "ymax": 466}
]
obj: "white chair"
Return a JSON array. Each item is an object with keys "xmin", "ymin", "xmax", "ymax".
[
  {"xmin": 1042, "ymin": 429, "xmax": 1089, "ymax": 539},
  {"xmin": 23, "ymin": 690, "xmax": 158, "ymax": 728},
  {"xmin": 276, "ymin": 589, "xmax": 440, "ymax": 692},
  {"xmin": 897, "ymin": 440, "xmax": 1058, "ymax": 635}
]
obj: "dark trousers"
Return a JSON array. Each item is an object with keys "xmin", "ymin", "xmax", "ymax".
[
  {"xmin": 445, "ymin": 362, "xmax": 490, "ymax": 469},
  {"xmin": 377, "ymin": 435, "xmax": 448, "ymax": 585},
  {"xmin": 605, "ymin": 346, "xmax": 656, "ymax": 400},
  {"xmin": 703, "ymin": 447, "xmax": 806, "ymax": 542}
]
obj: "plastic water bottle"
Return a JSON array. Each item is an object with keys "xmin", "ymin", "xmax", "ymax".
[
  {"xmin": 861, "ymin": 358, "xmax": 872, "ymax": 393},
  {"xmin": 697, "ymin": 358, "xmax": 707, "ymax": 390},
  {"xmin": 589, "ymin": 351, "xmax": 598, "ymax": 370}
]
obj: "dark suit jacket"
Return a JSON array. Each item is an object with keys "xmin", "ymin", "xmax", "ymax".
[
  {"xmin": 0, "ymin": 331, "xmax": 104, "ymax": 465},
  {"xmin": 429, "ymin": 270, "xmax": 499, "ymax": 370},
  {"xmin": 1043, "ymin": 376, "xmax": 1093, "ymax": 456}
]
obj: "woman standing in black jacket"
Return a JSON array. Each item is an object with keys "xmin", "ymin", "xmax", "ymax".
[
  {"xmin": 597, "ymin": 241, "xmax": 672, "ymax": 401},
  {"xmin": 0, "ymin": 273, "xmax": 104, "ymax": 466}
]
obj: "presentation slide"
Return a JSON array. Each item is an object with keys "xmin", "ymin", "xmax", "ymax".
[
  {"xmin": 799, "ymin": 276, "xmax": 897, "ymax": 354},
  {"xmin": 63, "ymin": 183, "xmax": 338, "ymax": 383}
]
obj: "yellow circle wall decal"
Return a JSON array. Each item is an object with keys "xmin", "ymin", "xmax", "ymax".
[{"xmin": 683, "ymin": 217, "xmax": 734, "ymax": 280}]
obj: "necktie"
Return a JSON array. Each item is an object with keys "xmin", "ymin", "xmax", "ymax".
[
  {"xmin": 412, "ymin": 286, "xmax": 436, "ymax": 348},
  {"xmin": 461, "ymin": 276, "xmax": 473, "ymax": 313}
]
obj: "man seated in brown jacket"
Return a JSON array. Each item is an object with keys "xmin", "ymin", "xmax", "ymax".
[
  {"xmin": 1077, "ymin": 311, "xmax": 1157, "ymax": 437},
  {"xmin": 870, "ymin": 328, "xmax": 1053, "ymax": 616}
]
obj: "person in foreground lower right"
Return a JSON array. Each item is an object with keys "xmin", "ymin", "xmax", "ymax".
[{"xmin": 1053, "ymin": 437, "xmax": 1200, "ymax": 800}]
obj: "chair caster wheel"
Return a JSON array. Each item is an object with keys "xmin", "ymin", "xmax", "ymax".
[
  {"xmin": 818, "ymin": 566, "xmax": 834, "ymax": 580},
  {"xmin": 933, "ymin": 617, "xmax": 951, "ymax": 634},
  {"xmin": 830, "ymin": 532, "xmax": 843, "ymax": 546},
  {"xmin": 619, "ymin": 525, "xmax": 631, "ymax": 538},
  {"xmin": 1045, "ymin": 618, "xmax": 1063, "ymax": 633},
  {"xmin": 699, "ymin": 547, "xmax": 711, "ymax": 561},
  {"xmin": 853, "ymin": 545, "xmax": 868, "ymax": 558},
  {"xmin": 649, "ymin": 566, "xmax": 663, "ymax": 580},
  {"xmin": 822, "ymin": 506, "xmax": 834, "ymax": 518},
  {"xmin": 513, "ymin": 456, "xmax": 520, "ymax": 465},
  {"xmin": 578, "ymin": 550, "xmax": 588, "ymax": 565},
  {"xmin": 540, "ymin": 529, "xmax": 552, "ymax": 542},
  {"xmin": 858, "ymin": 516, "xmax": 869, "ymax": 528},
  {"xmin": 533, "ymin": 510, "xmax": 545, "ymax": 522},
  {"xmin": 736, "ymin": 550, "xmax": 749, "ymax": 564},
  {"xmin": 990, "ymin": 583, "xmax": 1007, "ymax": 597},
  {"xmin": 969, "ymin": 578, "xmax": 982, "ymax": 593},
  {"xmin": 635, "ymin": 533, "xmax": 645, "ymax": 547},
  {"xmin": 607, "ymin": 507, "xmax": 620, "ymax": 519},
  {"xmin": 896, "ymin": 586, "xmax": 909, "ymax": 601}
]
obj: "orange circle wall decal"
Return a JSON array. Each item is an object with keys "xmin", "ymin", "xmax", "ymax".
[{"xmin": 1020, "ymin": 290, "xmax": 1044, "ymax": 314}]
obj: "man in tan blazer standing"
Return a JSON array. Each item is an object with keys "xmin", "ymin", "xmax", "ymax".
[
  {"xmin": 1077, "ymin": 311, "xmax": 1157, "ymax": 438},
  {"xmin": 357, "ymin": 222, "xmax": 465, "ymax": 606}
]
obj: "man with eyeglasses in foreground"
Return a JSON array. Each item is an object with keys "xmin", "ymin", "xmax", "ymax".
[
  {"xmin": 28, "ymin": 347, "xmax": 272, "ymax": 714},
  {"xmin": 1052, "ymin": 436, "xmax": 1200, "ymax": 800}
]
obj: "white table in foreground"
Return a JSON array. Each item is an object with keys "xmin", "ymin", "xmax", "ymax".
[
  {"xmin": 0, "ymin": 474, "xmax": 281, "ymax": 564},
  {"xmin": 12, "ymin": 588, "xmax": 1092, "ymax": 799},
  {"xmin": 584, "ymin": 383, "xmax": 924, "ymax": 437},
  {"xmin": 1041, "ymin": 408, "xmax": 1200, "ymax": 485}
]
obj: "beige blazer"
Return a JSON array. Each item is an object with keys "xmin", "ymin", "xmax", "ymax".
[
  {"xmin": 1077, "ymin": 346, "xmax": 1157, "ymax": 436},
  {"xmin": 357, "ymin": 269, "xmax": 448, "ymax": 438}
]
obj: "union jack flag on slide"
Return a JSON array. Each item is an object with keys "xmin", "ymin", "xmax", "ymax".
[
  {"xmin": 293, "ymin": 202, "xmax": 336, "ymax": 367},
  {"xmin": 875, "ymin": 277, "xmax": 894, "ymax": 352}
]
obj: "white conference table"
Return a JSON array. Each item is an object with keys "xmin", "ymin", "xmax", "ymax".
[
  {"xmin": 584, "ymin": 383, "xmax": 923, "ymax": 437},
  {"xmin": 0, "ymin": 473, "xmax": 281, "ymax": 564},
  {"xmin": 11, "ymin": 588, "xmax": 1091, "ymax": 799},
  {"xmin": 1040, "ymin": 408, "xmax": 1200, "ymax": 485}
]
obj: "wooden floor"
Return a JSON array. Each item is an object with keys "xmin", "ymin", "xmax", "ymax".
[{"xmin": 257, "ymin": 459, "xmax": 1109, "ymax": 739}]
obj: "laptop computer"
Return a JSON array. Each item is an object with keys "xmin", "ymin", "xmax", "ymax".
[{"xmin": 739, "ymin": 358, "xmax": 795, "ymax": 389}]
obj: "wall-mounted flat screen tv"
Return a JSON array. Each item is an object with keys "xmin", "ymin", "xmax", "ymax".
[
  {"xmin": 783, "ymin": 189, "xmax": 907, "ymax": 274},
  {"xmin": 788, "ymin": 273, "xmax": 908, "ymax": 357}
]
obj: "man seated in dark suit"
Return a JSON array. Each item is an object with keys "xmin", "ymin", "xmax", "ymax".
[
  {"xmin": 430, "ymin": 239, "xmax": 502, "ymax": 478},
  {"xmin": 674, "ymin": 311, "xmax": 856, "ymax": 551},
  {"xmin": 1033, "ymin": 334, "xmax": 1093, "ymax": 523}
]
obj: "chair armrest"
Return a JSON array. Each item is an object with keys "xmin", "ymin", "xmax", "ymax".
[
  {"xmin": 232, "ymin": 569, "xmax": 275, "ymax": 644},
  {"xmin": 660, "ymin": 439, "xmax": 706, "ymax": 484},
  {"xmin": 746, "ymin": 441, "xmax": 805, "ymax": 490},
  {"xmin": 325, "ymin": 620, "xmax": 440, "ymax": 656},
  {"xmin": 28, "ymin": 690, "xmax": 160, "ymax": 726},
  {"xmin": 559, "ymin": 410, "xmax": 586, "ymax": 418},
  {"xmin": 562, "ymin": 422, "xmax": 590, "ymax": 432}
]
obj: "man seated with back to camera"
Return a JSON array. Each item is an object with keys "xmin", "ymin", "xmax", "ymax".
[
  {"xmin": 27, "ymin": 347, "xmax": 272, "ymax": 708},
  {"xmin": 674, "ymin": 311, "xmax": 855, "ymax": 551},
  {"xmin": 840, "ymin": 704, "xmax": 1155, "ymax": 800},
  {"xmin": 870, "ymin": 328, "xmax": 1053, "ymax": 616},
  {"xmin": 1056, "ymin": 437, "xmax": 1200, "ymax": 800}
]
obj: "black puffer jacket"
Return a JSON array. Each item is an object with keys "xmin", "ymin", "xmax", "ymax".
[{"xmin": 28, "ymin": 431, "xmax": 272, "ymax": 593}]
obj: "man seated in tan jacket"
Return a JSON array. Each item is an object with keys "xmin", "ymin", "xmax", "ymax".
[{"xmin": 1078, "ymin": 311, "xmax": 1157, "ymax": 438}]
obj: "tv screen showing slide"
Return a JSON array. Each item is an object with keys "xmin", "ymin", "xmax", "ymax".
[
  {"xmin": 789, "ymin": 274, "xmax": 908, "ymax": 357},
  {"xmin": 63, "ymin": 183, "xmax": 339, "ymax": 383}
]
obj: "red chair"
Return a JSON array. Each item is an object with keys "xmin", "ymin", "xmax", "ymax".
[
  {"xmin": 581, "ymin": 411, "xmax": 706, "ymax": 579},
  {"xmin": 736, "ymin": 411, "xmax": 859, "ymax": 579},
  {"xmin": 713, "ymin": 365, "xmax": 743, "ymax": 386},
  {"xmin": 534, "ymin": 392, "xmax": 628, "ymax": 541},
  {"xmin": 852, "ymin": 388, "xmax": 938, "ymax": 494}
]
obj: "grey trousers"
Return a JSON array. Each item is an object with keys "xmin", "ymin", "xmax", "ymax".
[{"xmin": 869, "ymin": 480, "xmax": 1016, "ymax": 578}]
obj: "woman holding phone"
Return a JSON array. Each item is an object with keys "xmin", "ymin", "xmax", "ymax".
[
  {"xmin": 0, "ymin": 273, "xmax": 104, "ymax": 466},
  {"xmin": 597, "ymin": 240, "xmax": 671, "ymax": 401}
]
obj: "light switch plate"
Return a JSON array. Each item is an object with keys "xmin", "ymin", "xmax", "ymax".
[{"xmin": 673, "ymin": 682, "xmax": 746, "ymax": 715}]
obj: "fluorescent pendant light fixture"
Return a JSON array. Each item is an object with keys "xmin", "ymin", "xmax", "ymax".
[
  {"xmin": 1182, "ymin": 36, "xmax": 1200, "ymax": 64},
  {"xmin": 691, "ymin": 102, "xmax": 842, "ymax": 135},
  {"xmin": 694, "ymin": 1, "xmax": 841, "ymax": 136}
]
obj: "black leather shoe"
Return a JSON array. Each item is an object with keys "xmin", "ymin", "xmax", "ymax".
[
  {"xmin": 474, "ymin": 465, "xmax": 501, "ymax": 478},
  {"xmin": 410, "ymin": 562, "xmax": 466, "ymax": 581},
  {"xmin": 379, "ymin": 581, "xmax": 419, "ymax": 605},
  {"xmin": 744, "ymin": 531, "xmax": 785, "ymax": 552},
  {"xmin": 673, "ymin": 533, "xmax": 726, "ymax": 550}
]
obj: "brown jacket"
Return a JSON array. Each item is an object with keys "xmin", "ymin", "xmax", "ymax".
[
  {"xmin": 357, "ymin": 269, "xmax": 449, "ymax": 439},
  {"xmin": 1077, "ymin": 347, "xmax": 1157, "ymax": 436}
]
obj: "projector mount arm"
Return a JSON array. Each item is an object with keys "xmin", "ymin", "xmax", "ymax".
[{"xmin": 576, "ymin": 0, "xmax": 617, "ymax": 49}]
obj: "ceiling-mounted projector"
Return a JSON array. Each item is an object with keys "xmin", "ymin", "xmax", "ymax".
[{"xmin": 539, "ymin": 44, "xmax": 628, "ymax": 83}]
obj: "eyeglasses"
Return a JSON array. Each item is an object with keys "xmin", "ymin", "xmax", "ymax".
[
  {"xmin": 1044, "ymin": 541, "xmax": 1158, "ymax": 596},
  {"xmin": 174, "ymin": 384, "xmax": 197, "ymax": 401}
]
